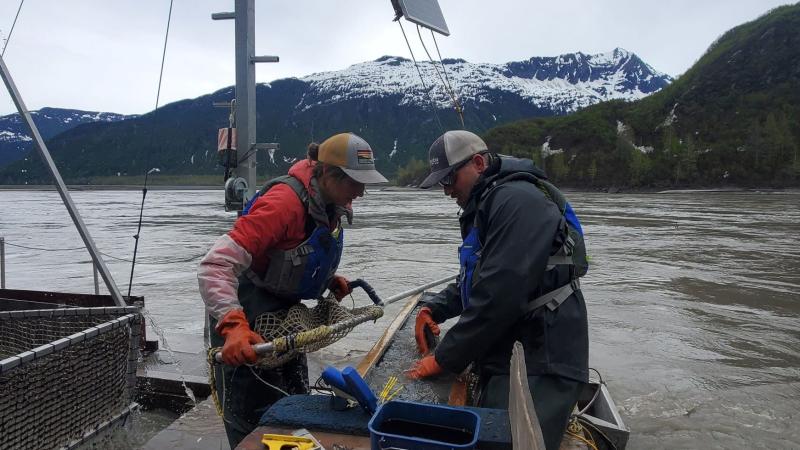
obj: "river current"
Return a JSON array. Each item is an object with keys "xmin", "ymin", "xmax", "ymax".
[{"xmin": 1, "ymin": 188, "xmax": 798, "ymax": 448}]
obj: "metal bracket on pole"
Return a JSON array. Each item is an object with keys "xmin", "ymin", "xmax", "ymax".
[
  {"xmin": 251, "ymin": 56, "xmax": 279, "ymax": 63},
  {"xmin": 0, "ymin": 56, "xmax": 126, "ymax": 307},
  {"xmin": 252, "ymin": 143, "xmax": 280, "ymax": 151},
  {"xmin": 211, "ymin": 12, "xmax": 235, "ymax": 20}
]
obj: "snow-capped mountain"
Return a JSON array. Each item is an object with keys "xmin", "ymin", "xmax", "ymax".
[
  {"xmin": 0, "ymin": 108, "xmax": 132, "ymax": 167},
  {"xmin": 1, "ymin": 49, "xmax": 671, "ymax": 182},
  {"xmin": 297, "ymin": 48, "xmax": 671, "ymax": 115}
]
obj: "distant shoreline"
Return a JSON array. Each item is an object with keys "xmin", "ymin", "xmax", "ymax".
[
  {"xmin": 2, "ymin": 184, "xmax": 797, "ymax": 194},
  {"xmin": 0, "ymin": 185, "xmax": 222, "ymax": 191}
]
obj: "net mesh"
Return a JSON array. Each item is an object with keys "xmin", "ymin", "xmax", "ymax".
[
  {"xmin": 207, "ymin": 298, "xmax": 382, "ymax": 418},
  {"xmin": 0, "ymin": 309, "xmax": 139, "ymax": 449},
  {"xmin": 252, "ymin": 298, "xmax": 383, "ymax": 368}
]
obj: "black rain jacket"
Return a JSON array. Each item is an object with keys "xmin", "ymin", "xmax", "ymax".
[{"xmin": 424, "ymin": 156, "xmax": 589, "ymax": 382}]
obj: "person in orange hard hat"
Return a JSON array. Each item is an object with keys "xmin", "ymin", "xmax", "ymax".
[{"xmin": 198, "ymin": 132, "xmax": 387, "ymax": 448}]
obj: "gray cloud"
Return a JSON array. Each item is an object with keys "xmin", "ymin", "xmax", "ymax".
[{"xmin": 0, "ymin": 0, "xmax": 791, "ymax": 115}]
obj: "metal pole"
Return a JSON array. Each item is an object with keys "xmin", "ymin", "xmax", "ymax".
[
  {"xmin": 93, "ymin": 264, "xmax": 99, "ymax": 295},
  {"xmin": 127, "ymin": 168, "xmax": 158, "ymax": 297},
  {"xmin": 235, "ymin": 0, "xmax": 257, "ymax": 205},
  {"xmin": 1, "ymin": 237, "xmax": 5, "ymax": 289},
  {"xmin": 0, "ymin": 55, "xmax": 126, "ymax": 307},
  {"xmin": 384, "ymin": 274, "xmax": 457, "ymax": 305},
  {"xmin": 213, "ymin": 2, "xmax": 278, "ymax": 212}
]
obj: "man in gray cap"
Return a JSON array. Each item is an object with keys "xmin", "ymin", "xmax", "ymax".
[{"xmin": 407, "ymin": 130, "xmax": 590, "ymax": 450}]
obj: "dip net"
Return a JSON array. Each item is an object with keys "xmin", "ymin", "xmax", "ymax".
[
  {"xmin": 247, "ymin": 297, "xmax": 383, "ymax": 369},
  {"xmin": 207, "ymin": 297, "xmax": 382, "ymax": 416},
  {"xmin": 252, "ymin": 297, "xmax": 383, "ymax": 368}
]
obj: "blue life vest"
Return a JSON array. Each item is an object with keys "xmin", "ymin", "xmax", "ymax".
[
  {"xmin": 458, "ymin": 227, "xmax": 481, "ymax": 309},
  {"xmin": 564, "ymin": 202, "xmax": 583, "ymax": 236},
  {"xmin": 242, "ymin": 175, "xmax": 344, "ymax": 300},
  {"xmin": 269, "ymin": 224, "xmax": 343, "ymax": 300}
]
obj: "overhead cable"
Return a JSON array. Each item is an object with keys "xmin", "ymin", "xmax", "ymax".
[
  {"xmin": 1, "ymin": 0, "xmax": 25, "ymax": 57},
  {"xmin": 397, "ymin": 20, "xmax": 444, "ymax": 132},
  {"xmin": 417, "ymin": 25, "xmax": 464, "ymax": 128}
]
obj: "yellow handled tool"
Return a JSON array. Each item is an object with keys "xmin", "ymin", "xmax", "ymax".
[{"xmin": 261, "ymin": 433, "xmax": 318, "ymax": 450}]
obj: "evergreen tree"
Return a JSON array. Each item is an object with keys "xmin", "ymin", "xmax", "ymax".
[
  {"xmin": 629, "ymin": 148, "xmax": 651, "ymax": 187},
  {"xmin": 547, "ymin": 152, "xmax": 569, "ymax": 182},
  {"xmin": 396, "ymin": 157, "xmax": 429, "ymax": 186},
  {"xmin": 587, "ymin": 159, "xmax": 598, "ymax": 185}
]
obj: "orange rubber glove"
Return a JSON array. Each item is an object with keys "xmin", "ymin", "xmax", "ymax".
[
  {"xmin": 405, "ymin": 355, "xmax": 444, "ymax": 380},
  {"xmin": 329, "ymin": 275, "xmax": 352, "ymax": 301},
  {"xmin": 216, "ymin": 309, "xmax": 265, "ymax": 366},
  {"xmin": 414, "ymin": 307, "xmax": 440, "ymax": 355}
]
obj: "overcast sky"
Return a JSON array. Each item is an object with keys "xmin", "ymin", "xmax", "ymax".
[{"xmin": 0, "ymin": 0, "xmax": 792, "ymax": 116}]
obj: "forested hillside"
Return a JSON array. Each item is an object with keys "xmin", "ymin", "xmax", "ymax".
[{"xmin": 482, "ymin": 4, "xmax": 799, "ymax": 189}]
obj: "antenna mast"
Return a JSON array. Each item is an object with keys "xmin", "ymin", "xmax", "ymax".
[{"xmin": 212, "ymin": 0, "xmax": 279, "ymax": 212}]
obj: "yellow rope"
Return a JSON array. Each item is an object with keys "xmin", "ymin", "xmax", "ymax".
[
  {"xmin": 207, "ymin": 347, "xmax": 225, "ymax": 418},
  {"xmin": 566, "ymin": 417, "xmax": 599, "ymax": 450},
  {"xmin": 272, "ymin": 325, "xmax": 333, "ymax": 353},
  {"xmin": 566, "ymin": 431, "xmax": 599, "ymax": 450},
  {"xmin": 205, "ymin": 300, "xmax": 383, "ymax": 417}
]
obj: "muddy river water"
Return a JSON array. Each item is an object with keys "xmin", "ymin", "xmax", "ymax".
[{"xmin": 1, "ymin": 188, "xmax": 798, "ymax": 448}]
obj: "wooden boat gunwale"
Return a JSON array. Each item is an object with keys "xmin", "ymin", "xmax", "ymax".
[{"xmin": 356, "ymin": 292, "xmax": 422, "ymax": 377}]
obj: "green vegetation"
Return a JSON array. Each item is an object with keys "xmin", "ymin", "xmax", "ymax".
[
  {"xmin": 395, "ymin": 157, "xmax": 430, "ymax": 186},
  {"xmin": 484, "ymin": 4, "xmax": 800, "ymax": 188}
]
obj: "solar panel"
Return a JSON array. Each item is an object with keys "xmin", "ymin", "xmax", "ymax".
[{"xmin": 396, "ymin": 0, "xmax": 450, "ymax": 36}]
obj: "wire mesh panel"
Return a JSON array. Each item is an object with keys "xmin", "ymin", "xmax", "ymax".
[{"xmin": 0, "ymin": 307, "xmax": 140, "ymax": 450}]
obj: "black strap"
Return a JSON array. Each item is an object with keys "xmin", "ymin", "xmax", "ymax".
[
  {"xmin": 259, "ymin": 175, "xmax": 309, "ymax": 207},
  {"xmin": 527, "ymin": 279, "xmax": 580, "ymax": 313}
]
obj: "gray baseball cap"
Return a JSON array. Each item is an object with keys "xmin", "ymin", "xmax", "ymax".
[
  {"xmin": 419, "ymin": 130, "xmax": 488, "ymax": 188},
  {"xmin": 318, "ymin": 132, "xmax": 388, "ymax": 184}
]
